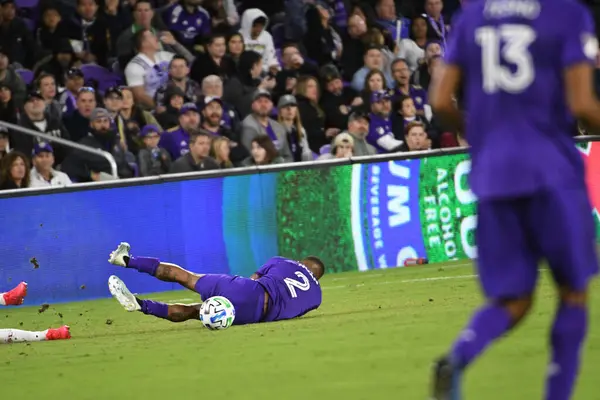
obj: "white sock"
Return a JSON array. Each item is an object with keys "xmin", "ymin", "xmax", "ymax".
[
  {"xmin": 0, "ymin": 293, "xmax": 5, "ymax": 306},
  {"xmin": 0, "ymin": 329, "xmax": 48, "ymax": 344}
]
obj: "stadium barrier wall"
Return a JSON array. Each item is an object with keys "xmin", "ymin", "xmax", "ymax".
[{"xmin": 2, "ymin": 138, "xmax": 600, "ymax": 305}]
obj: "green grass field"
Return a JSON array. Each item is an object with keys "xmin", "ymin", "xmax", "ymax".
[{"xmin": 1, "ymin": 261, "xmax": 599, "ymax": 399}]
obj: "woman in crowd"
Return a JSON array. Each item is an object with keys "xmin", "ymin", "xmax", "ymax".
[
  {"xmin": 303, "ymin": 2, "xmax": 343, "ymax": 67},
  {"xmin": 277, "ymin": 95, "xmax": 313, "ymax": 162},
  {"xmin": 223, "ymin": 51, "xmax": 275, "ymax": 119},
  {"xmin": 227, "ymin": 33, "xmax": 245, "ymax": 68},
  {"xmin": 361, "ymin": 69, "xmax": 387, "ymax": 106},
  {"xmin": 210, "ymin": 137, "xmax": 234, "ymax": 168},
  {"xmin": 119, "ymin": 87, "xmax": 163, "ymax": 154},
  {"xmin": 155, "ymin": 86, "xmax": 185, "ymax": 130},
  {"xmin": 410, "ymin": 15, "xmax": 430, "ymax": 50},
  {"xmin": 295, "ymin": 75, "xmax": 337, "ymax": 154},
  {"xmin": 242, "ymin": 135, "xmax": 284, "ymax": 166},
  {"xmin": 0, "ymin": 84, "xmax": 17, "ymax": 126},
  {"xmin": 0, "ymin": 151, "xmax": 30, "ymax": 190}
]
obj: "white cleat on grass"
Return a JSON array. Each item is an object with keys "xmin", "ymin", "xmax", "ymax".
[
  {"xmin": 108, "ymin": 242, "xmax": 131, "ymax": 267},
  {"xmin": 108, "ymin": 275, "xmax": 141, "ymax": 312}
]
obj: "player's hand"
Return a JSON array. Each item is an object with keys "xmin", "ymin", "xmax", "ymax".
[
  {"xmin": 160, "ymin": 32, "xmax": 177, "ymax": 45},
  {"xmin": 351, "ymin": 97, "xmax": 363, "ymax": 106}
]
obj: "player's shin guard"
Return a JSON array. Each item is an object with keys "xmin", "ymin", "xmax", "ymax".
[
  {"xmin": 451, "ymin": 304, "xmax": 512, "ymax": 368},
  {"xmin": 127, "ymin": 256, "xmax": 160, "ymax": 276},
  {"xmin": 139, "ymin": 299, "xmax": 170, "ymax": 320},
  {"xmin": 544, "ymin": 303, "xmax": 587, "ymax": 400}
]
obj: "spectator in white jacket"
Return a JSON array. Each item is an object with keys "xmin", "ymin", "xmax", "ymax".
[
  {"xmin": 239, "ymin": 8, "xmax": 280, "ymax": 74},
  {"xmin": 29, "ymin": 142, "xmax": 72, "ymax": 188}
]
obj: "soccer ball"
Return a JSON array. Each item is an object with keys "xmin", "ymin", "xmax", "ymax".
[{"xmin": 199, "ymin": 296, "xmax": 236, "ymax": 330}]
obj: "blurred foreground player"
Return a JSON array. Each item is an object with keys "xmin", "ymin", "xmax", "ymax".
[
  {"xmin": 0, "ymin": 282, "xmax": 71, "ymax": 344},
  {"xmin": 429, "ymin": 0, "xmax": 600, "ymax": 398},
  {"xmin": 107, "ymin": 243, "xmax": 323, "ymax": 325}
]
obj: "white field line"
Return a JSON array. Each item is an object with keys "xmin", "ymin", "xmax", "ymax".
[
  {"xmin": 328, "ymin": 262, "xmax": 475, "ymax": 282},
  {"xmin": 323, "ymin": 274, "xmax": 478, "ymax": 290}
]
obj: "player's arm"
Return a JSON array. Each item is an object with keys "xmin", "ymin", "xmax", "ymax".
[
  {"xmin": 562, "ymin": 6, "xmax": 600, "ymax": 130},
  {"xmin": 429, "ymin": 62, "xmax": 464, "ymax": 133},
  {"xmin": 565, "ymin": 63, "xmax": 600, "ymax": 131}
]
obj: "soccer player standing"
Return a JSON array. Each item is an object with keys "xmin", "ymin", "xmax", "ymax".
[{"xmin": 429, "ymin": 0, "xmax": 600, "ymax": 398}]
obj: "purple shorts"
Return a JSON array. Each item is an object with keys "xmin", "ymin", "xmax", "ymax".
[
  {"xmin": 194, "ymin": 274, "xmax": 265, "ymax": 325},
  {"xmin": 477, "ymin": 186, "xmax": 598, "ymax": 299}
]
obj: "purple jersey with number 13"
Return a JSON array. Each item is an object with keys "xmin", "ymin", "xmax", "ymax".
[
  {"xmin": 446, "ymin": 0, "xmax": 597, "ymax": 200},
  {"xmin": 256, "ymin": 257, "xmax": 322, "ymax": 321}
]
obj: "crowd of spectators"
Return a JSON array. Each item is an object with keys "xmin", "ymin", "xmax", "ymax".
[{"xmin": 0, "ymin": 0, "xmax": 477, "ymax": 189}]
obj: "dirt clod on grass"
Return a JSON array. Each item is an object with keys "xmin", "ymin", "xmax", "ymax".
[
  {"xmin": 30, "ymin": 257, "xmax": 40, "ymax": 269},
  {"xmin": 38, "ymin": 304, "xmax": 50, "ymax": 313}
]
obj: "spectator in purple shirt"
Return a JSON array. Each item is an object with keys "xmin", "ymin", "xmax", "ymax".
[{"xmin": 159, "ymin": 102, "xmax": 201, "ymax": 160}]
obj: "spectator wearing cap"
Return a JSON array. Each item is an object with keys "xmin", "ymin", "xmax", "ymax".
[
  {"xmin": 33, "ymin": 39, "xmax": 78, "ymax": 87},
  {"xmin": 36, "ymin": 73, "xmax": 63, "ymax": 122},
  {"xmin": 161, "ymin": 0, "xmax": 211, "ymax": 50},
  {"xmin": 57, "ymin": 0, "xmax": 111, "ymax": 66},
  {"xmin": 239, "ymin": 9, "xmax": 280, "ymax": 74},
  {"xmin": 241, "ymin": 89, "xmax": 293, "ymax": 162},
  {"xmin": 391, "ymin": 59, "xmax": 430, "ymax": 119},
  {"xmin": 104, "ymin": 87, "xmax": 136, "ymax": 153},
  {"xmin": 0, "ymin": 49, "xmax": 25, "ymax": 108},
  {"xmin": 63, "ymin": 87, "xmax": 97, "ymax": 142},
  {"xmin": 0, "ymin": 128, "xmax": 9, "ymax": 160},
  {"xmin": 411, "ymin": 42, "xmax": 443, "ymax": 90},
  {"xmin": 16, "ymin": 91, "xmax": 71, "ymax": 165},
  {"xmin": 277, "ymin": 95, "xmax": 312, "ymax": 162},
  {"xmin": 116, "ymin": 0, "xmax": 193, "ymax": 70},
  {"xmin": 303, "ymin": 2, "xmax": 343, "ymax": 67},
  {"xmin": 202, "ymin": 75, "xmax": 240, "ymax": 135},
  {"xmin": 296, "ymin": 76, "xmax": 338, "ymax": 154},
  {"xmin": 317, "ymin": 132, "xmax": 354, "ymax": 160},
  {"xmin": 155, "ymin": 85, "xmax": 185, "ymax": 130},
  {"xmin": 319, "ymin": 64, "xmax": 362, "ymax": 131},
  {"xmin": 367, "ymin": 89, "xmax": 403, "ymax": 153},
  {"xmin": 154, "ymin": 55, "xmax": 202, "ymax": 111},
  {"xmin": 169, "ymin": 130, "xmax": 219, "ymax": 173},
  {"xmin": 0, "ymin": 0, "xmax": 35, "ymax": 68},
  {"xmin": 200, "ymin": 96, "xmax": 248, "ymax": 165},
  {"xmin": 345, "ymin": 111, "xmax": 375, "ymax": 156},
  {"xmin": 35, "ymin": 4, "xmax": 63, "ymax": 57},
  {"xmin": 274, "ymin": 43, "xmax": 318, "ymax": 100},
  {"xmin": 399, "ymin": 121, "xmax": 432, "ymax": 152},
  {"xmin": 241, "ymin": 134, "xmax": 284, "ymax": 166},
  {"xmin": 125, "ymin": 29, "xmax": 175, "ymax": 109},
  {"xmin": 0, "ymin": 150, "xmax": 29, "ymax": 190},
  {"xmin": 351, "ymin": 46, "xmax": 393, "ymax": 92},
  {"xmin": 62, "ymin": 107, "xmax": 136, "ymax": 182},
  {"xmin": 58, "ymin": 68, "xmax": 85, "ymax": 116},
  {"xmin": 137, "ymin": 124, "xmax": 171, "ymax": 176},
  {"xmin": 159, "ymin": 102, "xmax": 201, "ymax": 160},
  {"xmin": 223, "ymin": 51, "xmax": 272, "ymax": 119},
  {"xmin": 190, "ymin": 33, "xmax": 236, "ymax": 85},
  {"xmin": 29, "ymin": 142, "xmax": 72, "ymax": 188}
]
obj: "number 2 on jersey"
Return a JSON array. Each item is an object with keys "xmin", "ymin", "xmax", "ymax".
[
  {"xmin": 475, "ymin": 25, "xmax": 536, "ymax": 94},
  {"xmin": 284, "ymin": 272, "xmax": 311, "ymax": 298}
]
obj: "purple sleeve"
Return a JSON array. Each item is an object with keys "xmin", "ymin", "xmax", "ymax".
[
  {"xmin": 255, "ymin": 264, "xmax": 272, "ymax": 276},
  {"xmin": 559, "ymin": 4, "xmax": 597, "ymax": 69},
  {"xmin": 158, "ymin": 132, "xmax": 176, "ymax": 160},
  {"xmin": 444, "ymin": 10, "xmax": 466, "ymax": 68}
]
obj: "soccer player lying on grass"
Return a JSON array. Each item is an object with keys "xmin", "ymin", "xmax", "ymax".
[
  {"xmin": 107, "ymin": 242, "xmax": 324, "ymax": 325},
  {"xmin": 0, "ymin": 282, "xmax": 71, "ymax": 344}
]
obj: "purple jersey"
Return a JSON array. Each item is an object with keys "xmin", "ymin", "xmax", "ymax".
[
  {"xmin": 367, "ymin": 113, "xmax": 396, "ymax": 153},
  {"xmin": 255, "ymin": 257, "xmax": 322, "ymax": 321},
  {"xmin": 446, "ymin": 0, "xmax": 597, "ymax": 200}
]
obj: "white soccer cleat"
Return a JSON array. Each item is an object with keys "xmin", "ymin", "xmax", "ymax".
[
  {"xmin": 108, "ymin": 275, "xmax": 141, "ymax": 312},
  {"xmin": 108, "ymin": 242, "xmax": 131, "ymax": 267}
]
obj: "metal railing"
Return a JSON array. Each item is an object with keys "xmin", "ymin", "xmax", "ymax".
[{"xmin": 0, "ymin": 120, "xmax": 118, "ymax": 178}]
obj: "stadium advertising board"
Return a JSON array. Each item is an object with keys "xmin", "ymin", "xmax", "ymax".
[{"xmin": 1, "ymin": 142, "xmax": 599, "ymax": 303}]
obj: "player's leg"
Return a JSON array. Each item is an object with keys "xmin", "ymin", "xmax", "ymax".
[
  {"xmin": 532, "ymin": 187, "xmax": 598, "ymax": 400},
  {"xmin": 0, "ymin": 282, "xmax": 27, "ymax": 306},
  {"xmin": 108, "ymin": 243, "xmax": 202, "ymax": 291},
  {"xmin": 431, "ymin": 198, "xmax": 539, "ymax": 399},
  {"xmin": 0, "ymin": 326, "xmax": 71, "ymax": 344},
  {"xmin": 108, "ymin": 275, "xmax": 201, "ymax": 322}
]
